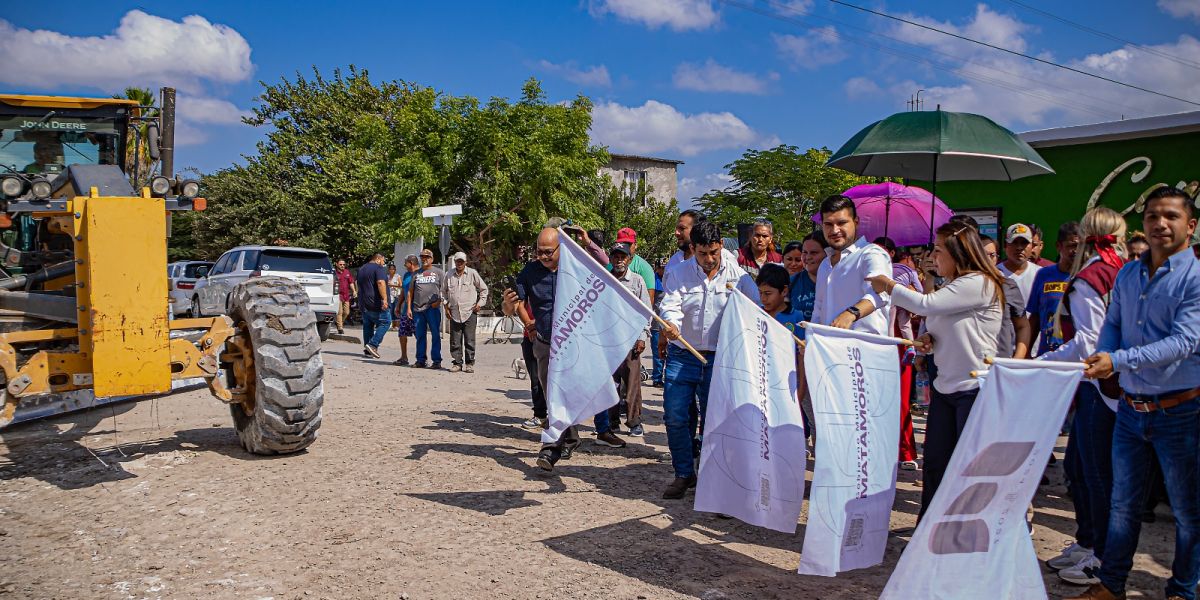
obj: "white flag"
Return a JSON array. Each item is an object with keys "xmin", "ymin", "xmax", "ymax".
[
  {"xmin": 694, "ymin": 291, "xmax": 807, "ymax": 533},
  {"xmin": 544, "ymin": 232, "xmax": 653, "ymax": 444},
  {"xmin": 879, "ymin": 358, "xmax": 1084, "ymax": 600},
  {"xmin": 798, "ymin": 322, "xmax": 902, "ymax": 577}
]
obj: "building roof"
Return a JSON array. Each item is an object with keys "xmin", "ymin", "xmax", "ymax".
[
  {"xmin": 1019, "ymin": 110, "xmax": 1200, "ymax": 148},
  {"xmin": 606, "ymin": 153, "xmax": 685, "ymax": 165}
]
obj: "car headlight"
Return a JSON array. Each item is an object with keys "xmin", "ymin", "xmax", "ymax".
[
  {"xmin": 0, "ymin": 176, "xmax": 24, "ymax": 198},
  {"xmin": 150, "ymin": 176, "xmax": 171, "ymax": 196},
  {"xmin": 178, "ymin": 179, "xmax": 200, "ymax": 198},
  {"xmin": 29, "ymin": 178, "xmax": 51, "ymax": 199}
]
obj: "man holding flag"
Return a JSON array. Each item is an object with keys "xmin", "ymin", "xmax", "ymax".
[
  {"xmin": 502, "ymin": 226, "xmax": 653, "ymax": 471},
  {"xmin": 659, "ymin": 220, "xmax": 760, "ymax": 499}
]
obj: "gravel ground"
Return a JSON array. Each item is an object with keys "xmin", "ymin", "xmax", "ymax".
[{"xmin": 0, "ymin": 336, "xmax": 1178, "ymax": 599}]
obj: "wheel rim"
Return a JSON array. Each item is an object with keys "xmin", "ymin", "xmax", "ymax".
[{"xmin": 224, "ymin": 326, "xmax": 256, "ymax": 416}]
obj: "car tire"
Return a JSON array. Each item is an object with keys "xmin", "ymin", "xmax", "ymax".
[
  {"xmin": 317, "ymin": 321, "xmax": 331, "ymax": 342},
  {"xmin": 191, "ymin": 296, "xmax": 203, "ymax": 318},
  {"xmin": 226, "ymin": 277, "xmax": 324, "ymax": 455}
]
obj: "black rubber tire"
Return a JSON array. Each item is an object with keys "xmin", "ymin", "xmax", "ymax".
[
  {"xmin": 227, "ymin": 277, "xmax": 324, "ymax": 455},
  {"xmin": 317, "ymin": 321, "xmax": 331, "ymax": 342}
]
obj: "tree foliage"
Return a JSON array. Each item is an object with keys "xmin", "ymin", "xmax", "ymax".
[
  {"xmin": 177, "ymin": 67, "xmax": 632, "ymax": 281},
  {"xmin": 593, "ymin": 181, "xmax": 679, "ymax": 263},
  {"xmin": 696, "ymin": 145, "xmax": 881, "ymax": 244},
  {"xmin": 114, "ymin": 86, "xmax": 158, "ymax": 189}
]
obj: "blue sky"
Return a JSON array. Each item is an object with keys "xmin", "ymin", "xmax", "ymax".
[{"xmin": 3, "ymin": 0, "xmax": 1198, "ymax": 205}]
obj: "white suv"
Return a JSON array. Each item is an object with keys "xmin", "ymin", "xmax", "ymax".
[
  {"xmin": 191, "ymin": 245, "xmax": 338, "ymax": 340},
  {"xmin": 169, "ymin": 260, "xmax": 214, "ymax": 317}
]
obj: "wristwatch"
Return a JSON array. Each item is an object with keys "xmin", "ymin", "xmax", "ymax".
[{"xmin": 846, "ymin": 306, "xmax": 862, "ymax": 320}]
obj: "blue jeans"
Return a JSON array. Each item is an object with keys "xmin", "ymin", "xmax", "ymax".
[
  {"xmin": 1074, "ymin": 384, "xmax": 1115, "ymax": 557},
  {"xmin": 414, "ymin": 308, "xmax": 442, "ymax": 364},
  {"xmin": 594, "ymin": 409, "xmax": 611, "ymax": 434},
  {"xmin": 361, "ymin": 309, "xmax": 392, "ymax": 349},
  {"xmin": 649, "ymin": 328, "xmax": 664, "ymax": 384},
  {"xmin": 1100, "ymin": 396, "xmax": 1200, "ymax": 599},
  {"xmin": 663, "ymin": 345, "xmax": 714, "ymax": 478}
]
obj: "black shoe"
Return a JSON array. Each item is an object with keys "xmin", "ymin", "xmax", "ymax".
[
  {"xmin": 536, "ymin": 447, "xmax": 561, "ymax": 471},
  {"xmin": 431, "ymin": 362, "xmax": 443, "ymax": 370},
  {"xmin": 393, "ymin": 358, "xmax": 410, "ymax": 366},
  {"xmin": 412, "ymin": 362, "xmax": 427, "ymax": 368},
  {"xmin": 337, "ymin": 327, "xmax": 345, "ymax": 335},
  {"xmin": 364, "ymin": 345, "xmax": 381, "ymax": 358},
  {"xmin": 663, "ymin": 476, "xmax": 698, "ymax": 499}
]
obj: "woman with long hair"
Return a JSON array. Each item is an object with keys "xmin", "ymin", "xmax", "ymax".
[
  {"xmin": 782, "ymin": 241, "xmax": 805, "ymax": 277},
  {"xmin": 1038, "ymin": 207, "xmax": 1127, "ymax": 584},
  {"xmin": 867, "ymin": 222, "xmax": 1004, "ymax": 518}
]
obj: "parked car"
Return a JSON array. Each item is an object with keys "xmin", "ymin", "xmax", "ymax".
[
  {"xmin": 168, "ymin": 261, "xmax": 214, "ymax": 317},
  {"xmin": 191, "ymin": 246, "xmax": 338, "ymax": 340}
]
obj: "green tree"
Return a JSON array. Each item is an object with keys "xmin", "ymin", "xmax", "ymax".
[
  {"xmin": 696, "ymin": 145, "xmax": 881, "ymax": 244},
  {"xmin": 592, "ymin": 180, "xmax": 679, "ymax": 264},
  {"xmin": 114, "ymin": 86, "xmax": 158, "ymax": 188}
]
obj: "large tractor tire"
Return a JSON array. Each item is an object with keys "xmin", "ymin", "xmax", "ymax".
[{"xmin": 226, "ymin": 277, "xmax": 324, "ymax": 455}]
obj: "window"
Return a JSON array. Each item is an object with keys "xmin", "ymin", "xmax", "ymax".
[
  {"xmin": 184, "ymin": 263, "xmax": 212, "ymax": 279},
  {"xmin": 209, "ymin": 253, "xmax": 233, "ymax": 276},
  {"xmin": 622, "ymin": 170, "xmax": 647, "ymax": 204},
  {"xmin": 254, "ymin": 250, "xmax": 334, "ymax": 274}
]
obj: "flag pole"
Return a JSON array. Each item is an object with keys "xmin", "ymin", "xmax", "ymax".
[
  {"xmin": 799, "ymin": 321, "xmax": 914, "ymax": 346},
  {"xmin": 651, "ymin": 313, "xmax": 708, "ymax": 364}
]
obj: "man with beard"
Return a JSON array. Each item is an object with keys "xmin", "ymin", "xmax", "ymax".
[{"xmin": 811, "ymin": 194, "xmax": 893, "ymax": 336}]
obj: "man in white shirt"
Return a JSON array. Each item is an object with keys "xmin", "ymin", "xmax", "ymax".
[
  {"xmin": 811, "ymin": 195, "xmax": 893, "ymax": 336},
  {"xmin": 664, "ymin": 209, "xmax": 704, "ymax": 272},
  {"xmin": 659, "ymin": 219, "xmax": 760, "ymax": 499},
  {"xmin": 998, "ymin": 223, "xmax": 1041, "ymax": 351}
]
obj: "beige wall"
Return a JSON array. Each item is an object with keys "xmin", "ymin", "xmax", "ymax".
[{"xmin": 599, "ymin": 156, "xmax": 678, "ymax": 204}]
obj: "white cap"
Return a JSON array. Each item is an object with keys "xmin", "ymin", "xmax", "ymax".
[{"xmin": 451, "ymin": 251, "xmax": 467, "ymax": 262}]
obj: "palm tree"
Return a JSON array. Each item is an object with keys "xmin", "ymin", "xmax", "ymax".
[{"xmin": 113, "ymin": 87, "xmax": 158, "ymax": 188}]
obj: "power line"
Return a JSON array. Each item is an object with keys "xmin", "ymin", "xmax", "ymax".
[
  {"xmin": 825, "ymin": 0, "xmax": 1200, "ymax": 108},
  {"xmin": 716, "ymin": 0, "xmax": 1129, "ymax": 120},
  {"xmin": 1003, "ymin": 0, "xmax": 1200, "ymax": 71}
]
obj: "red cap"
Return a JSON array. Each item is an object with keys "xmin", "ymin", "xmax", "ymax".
[{"xmin": 616, "ymin": 227, "xmax": 637, "ymax": 244}]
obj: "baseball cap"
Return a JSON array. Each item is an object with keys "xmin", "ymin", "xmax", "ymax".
[
  {"xmin": 420, "ymin": 249, "xmax": 434, "ymax": 258},
  {"xmin": 545, "ymin": 216, "xmax": 569, "ymax": 228},
  {"xmin": 451, "ymin": 251, "xmax": 467, "ymax": 262},
  {"xmin": 610, "ymin": 242, "xmax": 632, "ymax": 256},
  {"xmin": 616, "ymin": 227, "xmax": 637, "ymax": 244},
  {"xmin": 1006, "ymin": 223, "xmax": 1033, "ymax": 244}
]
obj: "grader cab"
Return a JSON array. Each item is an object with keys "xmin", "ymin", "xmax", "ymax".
[{"xmin": 0, "ymin": 88, "xmax": 324, "ymax": 454}]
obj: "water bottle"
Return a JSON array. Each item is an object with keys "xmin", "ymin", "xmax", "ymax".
[{"xmin": 914, "ymin": 370, "xmax": 932, "ymax": 408}]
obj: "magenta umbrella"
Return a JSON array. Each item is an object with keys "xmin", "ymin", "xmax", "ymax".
[{"xmin": 811, "ymin": 182, "xmax": 954, "ymax": 247}]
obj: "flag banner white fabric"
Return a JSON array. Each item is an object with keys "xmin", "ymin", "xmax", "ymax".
[
  {"xmin": 797, "ymin": 322, "xmax": 902, "ymax": 577},
  {"xmin": 543, "ymin": 232, "xmax": 654, "ymax": 444},
  {"xmin": 693, "ymin": 291, "xmax": 807, "ymax": 533},
  {"xmin": 879, "ymin": 358, "xmax": 1084, "ymax": 600}
]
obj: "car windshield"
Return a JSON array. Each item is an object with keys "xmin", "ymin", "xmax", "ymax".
[
  {"xmin": 255, "ymin": 250, "xmax": 333, "ymax": 274},
  {"xmin": 0, "ymin": 114, "xmax": 122, "ymax": 175},
  {"xmin": 183, "ymin": 263, "xmax": 212, "ymax": 278}
]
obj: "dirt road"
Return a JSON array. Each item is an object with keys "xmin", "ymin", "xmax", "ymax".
[{"xmin": 0, "ymin": 337, "xmax": 1177, "ymax": 599}]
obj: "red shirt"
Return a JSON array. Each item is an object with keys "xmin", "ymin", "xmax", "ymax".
[{"xmin": 336, "ymin": 268, "xmax": 355, "ymax": 302}]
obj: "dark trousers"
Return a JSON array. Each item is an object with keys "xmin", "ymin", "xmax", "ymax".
[
  {"xmin": 521, "ymin": 336, "xmax": 546, "ymax": 419},
  {"xmin": 919, "ymin": 386, "xmax": 979, "ymax": 519},
  {"xmin": 449, "ymin": 313, "xmax": 477, "ymax": 365},
  {"xmin": 1074, "ymin": 384, "xmax": 1115, "ymax": 556}
]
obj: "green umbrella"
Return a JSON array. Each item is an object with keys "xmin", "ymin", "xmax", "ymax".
[{"xmin": 827, "ymin": 110, "xmax": 1054, "ymax": 241}]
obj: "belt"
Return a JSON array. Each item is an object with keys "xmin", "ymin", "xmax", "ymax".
[{"xmin": 1123, "ymin": 387, "xmax": 1200, "ymax": 413}]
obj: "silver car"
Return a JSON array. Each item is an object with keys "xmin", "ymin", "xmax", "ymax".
[
  {"xmin": 168, "ymin": 260, "xmax": 214, "ymax": 317},
  {"xmin": 191, "ymin": 245, "xmax": 338, "ymax": 340}
]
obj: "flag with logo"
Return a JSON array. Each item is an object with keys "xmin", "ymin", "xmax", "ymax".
[
  {"xmin": 797, "ymin": 322, "xmax": 902, "ymax": 577},
  {"xmin": 879, "ymin": 358, "xmax": 1083, "ymax": 600},
  {"xmin": 544, "ymin": 232, "xmax": 654, "ymax": 444},
  {"xmin": 694, "ymin": 290, "xmax": 807, "ymax": 533}
]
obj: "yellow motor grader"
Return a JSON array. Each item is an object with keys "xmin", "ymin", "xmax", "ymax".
[{"xmin": 0, "ymin": 88, "xmax": 323, "ymax": 454}]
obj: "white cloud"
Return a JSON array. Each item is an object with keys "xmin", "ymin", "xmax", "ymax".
[
  {"xmin": 591, "ymin": 100, "xmax": 770, "ymax": 157},
  {"xmin": 679, "ymin": 171, "xmax": 735, "ymax": 202},
  {"xmin": 0, "ymin": 10, "xmax": 252, "ymax": 93},
  {"xmin": 774, "ymin": 0, "xmax": 814, "ymax": 15},
  {"xmin": 589, "ymin": 0, "xmax": 720, "ymax": 31},
  {"xmin": 175, "ymin": 96, "xmax": 253, "ymax": 146},
  {"xmin": 864, "ymin": 5, "xmax": 1200, "ymax": 127},
  {"xmin": 1159, "ymin": 0, "xmax": 1200, "ymax": 19},
  {"xmin": 536, "ymin": 60, "xmax": 612, "ymax": 88},
  {"xmin": 773, "ymin": 27, "xmax": 846, "ymax": 69},
  {"xmin": 672, "ymin": 59, "xmax": 778, "ymax": 94},
  {"xmin": 844, "ymin": 76, "xmax": 882, "ymax": 99}
]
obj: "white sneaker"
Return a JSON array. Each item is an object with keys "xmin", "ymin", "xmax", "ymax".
[
  {"xmin": 1057, "ymin": 554, "xmax": 1101, "ymax": 585},
  {"xmin": 1046, "ymin": 542, "xmax": 1093, "ymax": 571},
  {"xmin": 900, "ymin": 460, "xmax": 918, "ymax": 471}
]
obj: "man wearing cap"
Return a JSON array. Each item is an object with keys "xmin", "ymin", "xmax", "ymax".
[
  {"xmin": 407, "ymin": 249, "xmax": 446, "ymax": 369},
  {"xmin": 999, "ymin": 223, "xmax": 1042, "ymax": 325},
  {"xmin": 443, "ymin": 252, "xmax": 489, "ymax": 373},
  {"xmin": 608, "ymin": 227, "xmax": 656, "ymax": 304},
  {"xmin": 603, "ymin": 241, "xmax": 652, "ymax": 440}
]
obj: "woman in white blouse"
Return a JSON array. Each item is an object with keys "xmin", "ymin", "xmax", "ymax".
[
  {"xmin": 1038, "ymin": 207, "xmax": 1127, "ymax": 583},
  {"xmin": 866, "ymin": 222, "xmax": 1004, "ymax": 519}
]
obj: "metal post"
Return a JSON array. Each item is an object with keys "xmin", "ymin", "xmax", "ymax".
[{"xmin": 159, "ymin": 88, "xmax": 176, "ymax": 179}]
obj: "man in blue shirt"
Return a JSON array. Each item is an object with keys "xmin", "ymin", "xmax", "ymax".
[
  {"xmin": 1026, "ymin": 222, "xmax": 1081, "ymax": 356},
  {"xmin": 1074, "ymin": 187, "xmax": 1200, "ymax": 600}
]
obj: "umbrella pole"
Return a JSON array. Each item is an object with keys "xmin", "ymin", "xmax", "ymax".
[
  {"xmin": 929, "ymin": 156, "xmax": 939, "ymax": 244},
  {"xmin": 884, "ymin": 195, "xmax": 891, "ymax": 239}
]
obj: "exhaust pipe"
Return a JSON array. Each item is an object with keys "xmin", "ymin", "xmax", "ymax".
[{"xmin": 159, "ymin": 87, "xmax": 176, "ymax": 179}]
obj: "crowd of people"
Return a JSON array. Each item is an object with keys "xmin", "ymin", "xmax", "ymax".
[{"xmin": 337, "ymin": 186, "xmax": 1199, "ymax": 600}]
